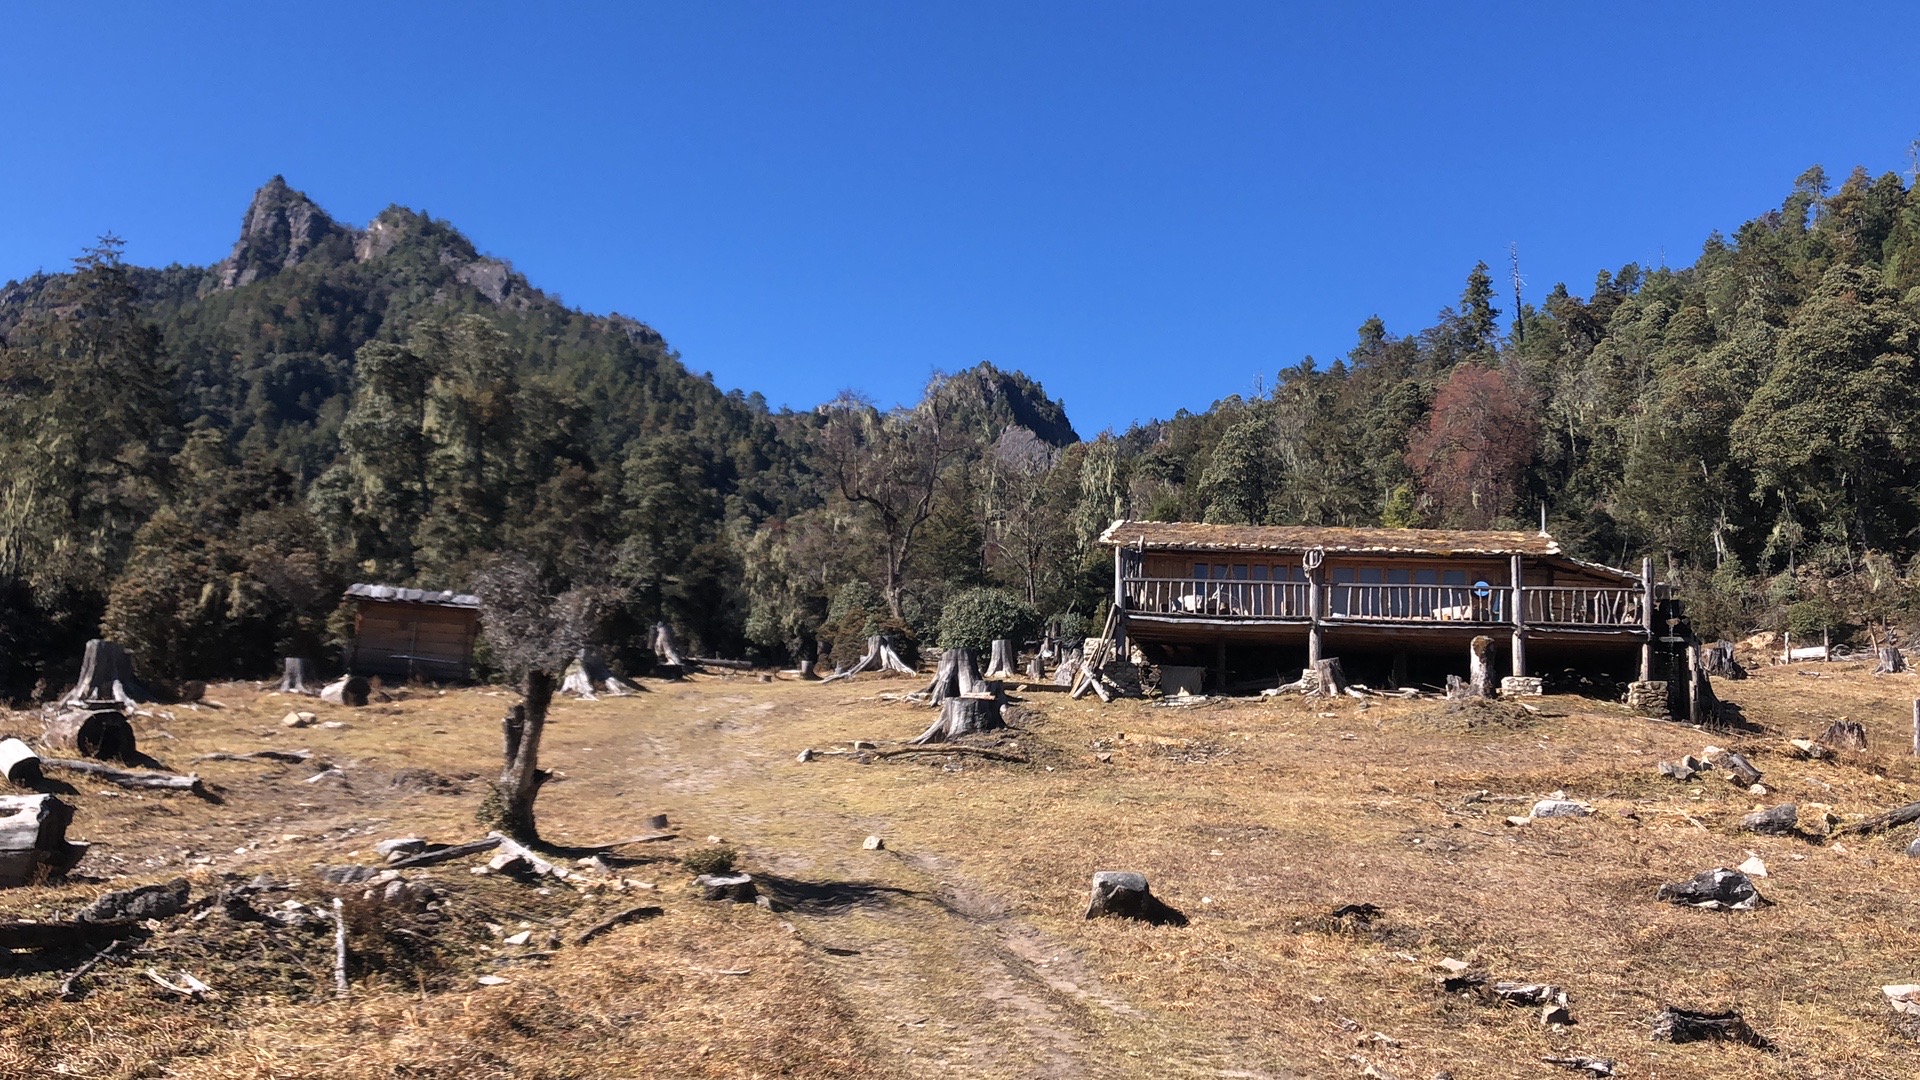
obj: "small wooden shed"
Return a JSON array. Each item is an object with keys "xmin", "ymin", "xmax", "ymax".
[{"xmin": 342, "ymin": 584, "xmax": 482, "ymax": 683}]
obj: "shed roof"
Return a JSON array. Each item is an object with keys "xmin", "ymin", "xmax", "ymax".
[
  {"xmin": 345, "ymin": 583, "xmax": 481, "ymax": 609},
  {"xmin": 1097, "ymin": 520, "xmax": 1640, "ymax": 582}
]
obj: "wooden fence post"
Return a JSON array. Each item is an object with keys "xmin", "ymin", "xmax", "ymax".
[{"xmin": 1912, "ymin": 700, "xmax": 1919, "ymax": 758}]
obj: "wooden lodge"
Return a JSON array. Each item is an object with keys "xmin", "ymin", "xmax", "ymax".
[
  {"xmin": 1100, "ymin": 521, "xmax": 1662, "ymax": 693},
  {"xmin": 341, "ymin": 583, "xmax": 482, "ymax": 683}
]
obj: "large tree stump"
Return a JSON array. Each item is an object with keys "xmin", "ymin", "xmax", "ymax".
[
  {"xmin": 821, "ymin": 635, "xmax": 916, "ymax": 684},
  {"xmin": 652, "ymin": 622, "xmax": 688, "ymax": 675},
  {"xmin": 985, "ymin": 639, "xmax": 1019, "ymax": 678},
  {"xmin": 561, "ymin": 646, "xmax": 640, "ymax": 698},
  {"xmin": 913, "ymin": 648, "xmax": 1005, "ymax": 743},
  {"xmin": 43, "ymin": 706, "xmax": 136, "ymax": 761},
  {"xmin": 0, "ymin": 794, "xmax": 87, "ymax": 887},
  {"xmin": 320, "ymin": 675, "xmax": 370, "ymax": 706},
  {"xmin": 1312, "ymin": 657, "xmax": 1350, "ymax": 698},
  {"xmin": 1026, "ymin": 653, "xmax": 1045, "ymax": 681},
  {"xmin": 278, "ymin": 657, "xmax": 320, "ymax": 695},
  {"xmin": 1874, "ymin": 646, "xmax": 1907, "ymax": 675},
  {"xmin": 63, "ymin": 640, "xmax": 147, "ymax": 707},
  {"xmin": 1448, "ymin": 636, "xmax": 1493, "ymax": 699},
  {"xmin": 1084, "ymin": 871, "xmax": 1187, "ymax": 926}
]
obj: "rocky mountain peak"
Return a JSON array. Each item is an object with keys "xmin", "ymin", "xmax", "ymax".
[{"xmin": 215, "ymin": 176, "xmax": 350, "ymax": 290}]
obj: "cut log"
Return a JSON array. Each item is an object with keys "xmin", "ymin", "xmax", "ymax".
[
  {"xmin": 1466, "ymin": 636, "xmax": 1494, "ymax": 698},
  {"xmin": 0, "ymin": 793, "xmax": 87, "ymax": 887},
  {"xmin": 320, "ymin": 675, "xmax": 370, "ymax": 706},
  {"xmin": 1025, "ymin": 653, "xmax": 1044, "ymax": 681},
  {"xmin": 383, "ymin": 835, "xmax": 503, "ymax": 869},
  {"xmin": 1830, "ymin": 798, "xmax": 1920, "ymax": 838},
  {"xmin": 985, "ymin": 639, "xmax": 1019, "ymax": 678},
  {"xmin": 0, "ymin": 738, "xmax": 42, "ymax": 785},
  {"xmin": 41, "ymin": 759, "xmax": 204, "ymax": 793},
  {"xmin": 690, "ymin": 657, "xmax": 754, "ymax": 671},
  {"xmin": 63, "ymin": 639, "xmax": 148, "ymax": 707},
  {"xmin": 43, "ymin": 705, "xmax": 136, "ymax": 761},
  {"xmin": 873, "ymin": 744, "xmax": 1029, "ymax": 763},
  {"xmin": 797, "ymin": 659, "xmax": 817, "ymax": 680},
  {"xmin": 278, "ymin": 657, "xmax": 320, "ymax": 695}
]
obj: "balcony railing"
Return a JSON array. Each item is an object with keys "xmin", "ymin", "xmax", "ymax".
[
  {"xmin": 1123, "ymin": 577, "xmax": 1645, "ymax": 629},
  {"xmin": 1124, "ymin": 578, "xmax": 1311, "ymax": 618}
]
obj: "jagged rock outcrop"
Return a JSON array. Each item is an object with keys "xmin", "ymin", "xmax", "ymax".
[{"xmin": 215, "ymin": 176, "xmax": 352, "ymax": 289}]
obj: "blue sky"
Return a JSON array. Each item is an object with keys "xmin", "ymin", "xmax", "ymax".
[{"xmin": 4, "ymin": 2, "xmax": 1918, "ymax": 434}]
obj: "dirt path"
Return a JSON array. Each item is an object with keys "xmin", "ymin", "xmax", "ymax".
[{"xmin": 551, "ymin": 682, "xmax": 1296, "ymax": 1079}]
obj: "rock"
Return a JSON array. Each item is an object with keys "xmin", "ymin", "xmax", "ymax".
[
  {"xmin": 1531, "ymin": 798, "xmax": 1594, "ymax": 819},
  {"xmin": 1499, "ymin": 676, "xmax": 1544, "ymax": 698},
  {"xmin": 1719, "ymin": 753, "xmax": 1762, "ymax": 787},
  {"xmin": 1649, "ymin": 1005, "xmax": 1772, "ymax": 1048},
  {"xmin": 503, "ymin": 930, "xmax": 533, "ymax": 945},
  {"xmin": 319, "ymin": 675, "xmax": 370, "ymax": 707},
  {"xmin": 320, "ymin": 721, "xmax": 350, "ymax": 730},
  {"xmin": 643, "ymin": 814, "xmax": 669, "ymax": 830},
  {"xmin": 1436, "ymin": 957, "xmax": 1472, "ymax": 975},
  {"xmin": 1787, "ymin": 738, "xmax": 1829, "ymax": 760},
  {"xmin": 851, "ymin": 740, "xmax": 877, "ymax": 750},
  {"xmin": 694, "ymin": 872, "xmax": 757, "ymax": 902},
  {"xmin": 1084, "ymin": 870, "xmax": 1188, "ymax": 926},
  {"xmin": 1658, "ymin": 756, "xmax": 1702, "ymax": 781},
  {"xmin": 1491, "ymin": 981, "xmax": 1573, "ymax": 1025},
  {"xmin": 1882, "ymin": 984, "xmax": 1920, "ymax": 1016},
  {"xmin": 476, "ymin": 974, "xmax": 509, "ymax": 987},
  {"xmin": 1541, "ymin": 1056, "xmax": 1615, "ymax": 1077},
  {"xmin": 1907, "ymin": 835, "xmax": 1920, "ymax": 858},
  {"xmin": 380, "ymin": 879, "xmax": 432, "ymax": 909},
  {"xmin": 862, "ymin": 835, "xmax": 885, "ymax": 851},
  {"xmin": 796, "ymin": 748, "xmax": 813, "ymax": 762},
  {"xmin": 374, "ymin": 837, "xmax": 428, "ymax": 860},
  {"xmin": 1739, "ymin": 804, "xmax": 1798, "ymax": 835},
  {"xmin": 1656, "ymin": 867, "xmax": 1768, "ymax": 911},
  {"xmin": 76, "ymin": 877, "xmax": 189, "ymax": 923},
  {"xmin": 282, "ymin": 711, "xmax": 316, "ymax": 728},
  {"xmin": 1737, "ymin": 854, "xmax": 1768, "ymax": 878},
  {"xmin": 1625, "ymin": 681, "xmax": 1669, "ymax": 719},
  {"xmin": 322, "ymin": 865, "xmax": 378, "ymax": 885}
]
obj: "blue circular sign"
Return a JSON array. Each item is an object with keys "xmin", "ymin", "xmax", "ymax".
[{"xmin": 1473, "ymin": 580, "xmax": 1491, "ymax": 597}]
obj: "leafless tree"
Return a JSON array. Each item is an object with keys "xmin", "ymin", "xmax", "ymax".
[
  {"xmin": 475, "ymin": 556, "xmax": 619, "ymax": 841},
  {"xmin": 816, "ymin": 388, "xmax": 967, "ymax": 618},
  {"xmin": 984, "ymin": 427, "xmax": 1064, "ymax": 604}
]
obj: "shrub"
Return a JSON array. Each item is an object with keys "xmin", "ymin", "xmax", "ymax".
[
  {"xmin": 681, "ymin": 845, "xmax": 738, "ymax": 877},
  {"xmin": 936, "ymin": 587, "xmax": 1039, "ymax": 652}
]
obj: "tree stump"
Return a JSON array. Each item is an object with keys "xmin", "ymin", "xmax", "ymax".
[
  {"xmin": 1084, "ymin": 871, "xmax": 1187, "ymax": 926},
  {"xmin": 63, "ymin": 640, "xmax": 147, "ymax": 707},
  {"xmin": 320, "ymin": 675, "xmax": 370, "ymax": 707},
  {"xmin": 1025, "ymin": 653, "xmax": 1045, "ymax": 681},
  {"xmin": 0, "ymin": 739, "xmax": 41, "ymax": 785},
  {"xmin": 798, "ymin": 659, "xmax": 817, "ymax": 680},
  {"xmin": 1467, "ymin": 635, "xmax": 1493, "ymax": 698},
  {"xmin": 278, "ymin": 657, "xmax": 320, "ymax": 695},
  {"xmin": 0, "ymin": 794, "xmax": 87, "ymax": 887},
  {"xmin": 42, "ymin": 706, "xmax": 136, "ymax": 761},
  {"xmin": 652, "ymin": 622, "xmax": 688, "ymax": 675},
  {"xmin": 1816, "ymin": 720, "xmax": 1868, "ymax": 752},
  {"xmin": 1873, "ymin": 646, "xmax": 1907, "ymax": 675},
  {"xmin": 561, "ymin": 646, "xmax": 639, "ymax": 698},
  {"xmin": 1312, "ymin": 657, "xmax": 1350, "ymax": 698},
  {"xmin": 913, "ymin": 648, "xmax": 1005, "ymax": 743},
  {"xmin": 1739, "ymin": 804, "xmax": 1798, "ymax": 835},
  {"xmin": 986, "ymin": 639, "xmax": 1019, "ymax": 678}
]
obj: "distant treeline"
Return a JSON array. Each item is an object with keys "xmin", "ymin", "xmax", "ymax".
[{"xmin": 3, "ymin": 165, "xmax": 1917, "ymax": 692}]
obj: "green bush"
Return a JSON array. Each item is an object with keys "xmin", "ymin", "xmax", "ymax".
[
  {"xmin": 936, "ymin": 587, "xmax": 1039, "ymax": 652},
  {"xmin": 1787, "ymin": 597, "xmax": 1838, "ymax": 640},
  {"xmin": 681, "ymin": 845, "xmax": 739, "ymax": 877}
]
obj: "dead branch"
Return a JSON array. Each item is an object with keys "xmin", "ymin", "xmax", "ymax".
[
  {"xmin": 575, "ymin": 904, "xmax": 665, "ymax": 945},
  {"xmin": 58, "ymin": 939, "xmax": 125, "ymax": 1000},
  {"xmin": 383, "ymin": 836, "xmax": 503, "ymax": 869},
  {"xmin": 41, "ymin": 758, "xmax": 203, "ymax": 793},
  {"xmin": 1831, "ymin": 800, "xmax": 1920, "ymax": 838},
  {"xmin": 192, "ymin": 749, "xmax": 312, "ymax": 765},
  {"xmin": 873, "ymin": 744, "xmax": 1030, "ymax": 764}
]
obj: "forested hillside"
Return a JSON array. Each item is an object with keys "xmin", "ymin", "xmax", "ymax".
[{"xmin": 3, "ymin": 165, "xmax": 1918, "ymax": 694}]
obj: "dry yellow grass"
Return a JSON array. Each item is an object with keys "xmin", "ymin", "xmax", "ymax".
[{"xmin": 3, "ymin": 660, "xmax": 1920, "ymax": 1078}]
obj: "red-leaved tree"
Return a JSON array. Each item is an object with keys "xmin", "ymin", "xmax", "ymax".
[{"xmin": 1405, "ymin": 365, "xmax": 1537, "ymax": 528}]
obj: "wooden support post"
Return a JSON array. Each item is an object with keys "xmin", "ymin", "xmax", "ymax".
[
  {"xmin": 1390, "ymin": 651, "xmax": 1407, "ymax": 690},
  {"xmin": 1112, "ymin": 547, "xmax": 1129, "ymax": 663},
  {"xmin": 1306, "ymin": 565, "xmax": 1323, "ymax": 666},
  {"xmin": 1509, "ymin": 554, "xmax": 1527, "ymax": 679},
  {"xmin": 1639, "ymin": 556, "xmax": 1656, "ymax": 682},
  {"xmin": 1213, "ymin": 640, "xmax": 1227, "ymax": 694},
  {"xmin": 1912, "ymin": 700, "xmax": 1919, "ymax": 758}
]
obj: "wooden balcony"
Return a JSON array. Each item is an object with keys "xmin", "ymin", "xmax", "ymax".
[{"xmin": 1122, "ymin": 577, "xmax": 1645, "ymax": 630}]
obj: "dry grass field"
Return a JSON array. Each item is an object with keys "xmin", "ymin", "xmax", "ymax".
[{"xmin": 3, "ymin": 659, "xmax": 1920, "ymax": 1079}]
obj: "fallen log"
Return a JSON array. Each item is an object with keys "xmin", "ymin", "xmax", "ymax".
[
  {"xmin": 689, "ymin": 657, "xmax": 755, "ymax": 671},
  {"xmin": 873, "ymin": 744, "xmax": 1029, "ymax": 763},
  {"xmin": 383, "ymin": 835, "xmax": 503, "ymax": 869},
  {"xmin": 0, "ymin": 738, "xmax": 42, "ymax": 785},
  {"xmin": 192, "ymin": 749, "xmax": 313, "ymax": 765},
  {"xmin": 0, "ymin": 918, "xmax": 140, "ymax": 950},
  {"xmin": 0, "ymin": 793, "xmax": 88, "ymax": 887},
  {"xmin": 1831, "ymin": 799, "xmax": 1920, "ymax": 838},
  {"xmin": 41, "ymin": 759, "xmax": 203, "ymax": 793},
  {"xmin": 320, "ymin": 675, "xmax": 370, "ymax": 707},
  {"xmin": 575, "ymin": 904, "xmax": 665, "ymax": 945},
  {"xmin": 43, "ymin": 705, "xmax": 137, "ymax": 761},
  {"xmin": 486, "ymin": 831, "xmax": 560, "ymax": 877}
]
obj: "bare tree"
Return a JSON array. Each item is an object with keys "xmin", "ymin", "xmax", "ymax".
[
  {"xmin": 984, "ymin": 427, "xmax": 1064, "ymax": 604},
  {"xmin": 817, "ymin": 389, "xmax": 966, "ymax": 618},
  {"xmin": 475, "ymin": 557, "xmax": 618, "ymax": 841}
]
